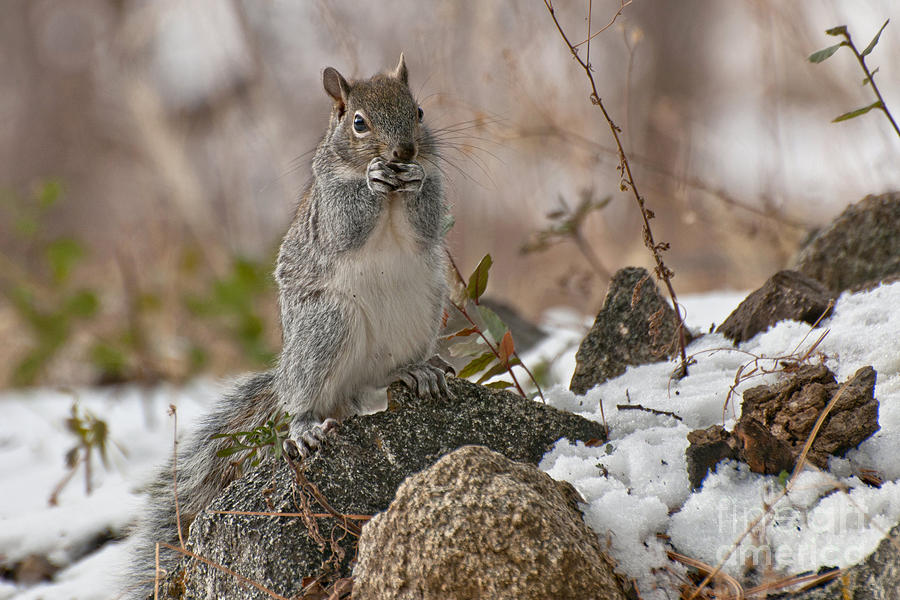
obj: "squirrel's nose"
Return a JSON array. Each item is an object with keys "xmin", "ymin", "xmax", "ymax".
[{"xmin": 392, "ymin": 142, "xmax": 416, "ymax": 162}]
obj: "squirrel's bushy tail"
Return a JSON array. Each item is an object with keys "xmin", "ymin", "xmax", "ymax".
[{"xmin": 124, "ymin": 371, "xmax": 278, "ymax": 600}]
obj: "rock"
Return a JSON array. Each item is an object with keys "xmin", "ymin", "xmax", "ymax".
[
  {"xmin": 741, "ymin": 364, "xmax": 878, "ymax": 469},
  {"xmin": 685, "ymin": 365, "xmax": 879, "ymax": 487},
  {"xmin": 788, "ymin": 523, "xmax": 900, "ymax": 600},
  {"xmin": 157, "ymin": 377, "xmax": 607, "ymax": 599},
  {"xmin": 716, "ymin": 270, "xmax": 836, "ymax": 344},
  {"xmin": 353, "ymin": 445, "xmax": 629, "ymax": 600},
  {"xmin": 685, "ymin": 425, "xmax": 738, "ymax": 490},
  {"xmin": 794, "ymin": 192, "xmax": 900, "ymax": 293},
  {"xmin": 571, "ymin": 267, "xmax": 685, "ymax": 394}
]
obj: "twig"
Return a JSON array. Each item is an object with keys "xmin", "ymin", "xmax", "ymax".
[
  {"xmin": 168, "ymin": 405, "xmax": 185, "ymax": 550},
  {"xmin": 543, "ymin": 0, "xmax": 690, "ymax": 378},
  {"xmin": 211, "ymin": 509, "xmax": 371, "ymax": 521},
  {"xmin": 616, "ymin": 403, "xmax": 683, "ymax": 421},
  {"xmin": 160, "ymin": 542, "xmax": 291, "ymax": 600},
  {"xmin": 572, "ymin": 0, "xmax": 633, "ymax": 48}
]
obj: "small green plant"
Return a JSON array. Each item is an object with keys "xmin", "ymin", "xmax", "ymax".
[
  {"xmin": 446, "ymin": 253, "xmax": 544, "ymax": 400},
  {"xmin": 185, "ymin": 256, "xmax": 278, "ymax": 368},
  {"xmin": 212, "ymin": 411, "xmax": 292, "ymax": 472},
  {"xmin": 0, "ymin": 181, "xmax": 100, "ymax": 386},
  {"xmin": 809, "ymin": 19, "xmax": 899, "ymax": 137},
  {"xmin": 48, "ymin": 401, "xmax": 112, "ymax": 505}
]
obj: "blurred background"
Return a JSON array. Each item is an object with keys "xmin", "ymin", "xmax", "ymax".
[{"xmin": 1, "ymin": 0, "xmax": 898, "ymax": 389}]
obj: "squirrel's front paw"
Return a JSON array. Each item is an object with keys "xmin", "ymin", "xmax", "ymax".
[
  {"xmin": 366, "ymin": 158, "xmax": 424, "ymax": 194},
  {"xmin": 393, "ymin": 362, "xmax": 452, "ymax": 400},
  {"xmin": 389, "ymin": 161, "xmax": 425, "ymax": 193},
  {"xmin": 283, "ymin": 417, "xmax": 340, "ymax": 462}
]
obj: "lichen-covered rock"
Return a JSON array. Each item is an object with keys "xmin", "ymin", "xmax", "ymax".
[
  {"xmin": 716, "ymin": 270, "xmax": 835, "ymax": 344},
  {"xmin": 570, "ymin": 267, "xmax": 684, "ymax": 394},
  {"xmin": 353, "ymin": 445, "xmax": 629, "ymax": 600},
  {"xmin": 794, "ymin": 192, "xmax": 900, "ymax": 293},
  {"xmin": 156, "ymin": 378, "xmax": 607, "ymax": 599}
]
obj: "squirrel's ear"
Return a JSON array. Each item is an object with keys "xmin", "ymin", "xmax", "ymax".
[
  {"xmin": 392, "ymin": 53, "xmax": 408, "ymax": 85},
  {"xmin": 323, "ymin": 67, "xmax": 350, "ymax": 110}
]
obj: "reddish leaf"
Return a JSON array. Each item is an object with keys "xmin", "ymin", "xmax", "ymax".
[{"xmin": 498, "ymin": 331, "xmax": 515, "ymax": 366}]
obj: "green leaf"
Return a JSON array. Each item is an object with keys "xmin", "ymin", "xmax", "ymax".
[
  {"xmin": 466, "ymin": 254, "xmax": 492, "ymax": 302},
  {"xmin": 46, "ymin": 238, "xmax": 85, "ymax": 283},
  {"xmin": 440, "ymin": 213, "xmax": 456, "ymax": 237},
  {"xmin": 808, "ymin": 42, "xmax": 845, "ymax": 63},
  {"xmin": 825, "ymin": 25, "xmax": 848, "ymax": 37},
  {"xmin": 833, "ymin": 101, "xmax": 883, "ymax": 122},
  {"xmin": 457, "ymin": 351, "xmax": 496, "ymax": 379},
  {"xmin": 485, "ymin": 380, "xmax": 515, "ymax": 390},
  {"xmin": 862, "ymin": 19, "xmax": 889, "ymax": 56},
  {"xmin": 216, "ymin": 446, "xmax": 249, "ymax": 458},
  {"xmin": 476, "ymin": 356, "xmax": 521, "ymax": 384},
  {"xmin": 863, "ymin": 66, "xmax": 880, "ymax": 86},
  {"xmin": 65, "ymin": 289, "xmax": 99, "ymax": 318},
  {"xmin": 37, "ymin": 180, "xmax": 63, "ymax": 208},
  {"xmin": 476, "ymin": 305, "xmax": 507, "ymax": 344}
]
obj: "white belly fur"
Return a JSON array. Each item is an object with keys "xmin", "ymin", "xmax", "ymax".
[{"xmin": 324, "ymin": 195, "xmax": 444, "ymax": 412}]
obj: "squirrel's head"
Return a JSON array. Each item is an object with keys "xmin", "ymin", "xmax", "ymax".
[{"xmin": 322, "ymin": 55, "xmax": 431, "ymax": 171}]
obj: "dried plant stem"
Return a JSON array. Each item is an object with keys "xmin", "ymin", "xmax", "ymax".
[
  {"xmin": 159, "ymin": 542, "xmax": 291, "ymax": 600},
  {"xmin": 211, "ymin": 509, "xmax": 371, "ymax": 521},
  {"xmin": 169, "ymin": 405, "xmax": 185, "ymax": 550},
  {"xmin": 543, "ymin": 0, "xmax": 689, "ymax": 377}
]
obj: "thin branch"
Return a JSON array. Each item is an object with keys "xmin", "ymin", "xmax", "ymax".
[
  {"xmin": 572, "ymin": 0, "xmax": 633, "ymax": 48},
  {"xmin": 159, "ymin": 542, "xmax": 291, "ymax": 600},
  {"xmin": 168, "ymin": 405, "xmax": 185, "ymax": 550},
  {"xmin": 543, "ymin": 0, "xmax": 690, "ymax": 377},
  {"xmin": 837, "ymin": 25, "xmax": 900, "ymax": 137}
]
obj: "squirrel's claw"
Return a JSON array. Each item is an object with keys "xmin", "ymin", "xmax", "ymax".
[
  {"xmin": 394, "ymin": 362, "xmax": 453, "ymax": 400},
  {"xmin": 284, "ymin": 418, "xmax": 340, "ymax": 461}
]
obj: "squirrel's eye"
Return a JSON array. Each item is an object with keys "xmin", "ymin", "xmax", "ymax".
[
  {"xmin": 417, "ymin": 107, "xmax": 424, "ymax": 122},
  {"xmin": 353, "ymin": 113, "xmax": 368, "ymax": 133}
]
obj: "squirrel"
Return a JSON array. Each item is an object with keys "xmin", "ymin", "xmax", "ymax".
[{"xmin": 125, "ymin": 55, "xmax": 451, "ymax": 598}]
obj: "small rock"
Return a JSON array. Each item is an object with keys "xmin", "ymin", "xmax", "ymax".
[
  {"xmin": 571, "ymin": 267, "xmax": 685, "ymax": 394},
  {"xmin": 353, "ymin": 445, "xmax": 629, "ymax": 600},
  {"xmin": 685, "ymin": 365, "xmax": 879, "ymax": 487},
  {"xmin": 794, "ymin": 192, "xmax": 900, "ymax": 293},
  {"xmin": 685, "ymin": 425, "xmax": 738, "ymax": 490},
  {"xmin": 716, "ymin": 270, "xmax": 835, "ymax": 344},
  {"xmin": 741, "ymin": 364, "xmax": 878, "ymax": 469}
]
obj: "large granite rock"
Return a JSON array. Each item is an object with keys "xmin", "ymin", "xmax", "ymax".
[
  {"xmin": 155, "ymin": 378, "xmax": 607, "ymax": 599},
  {"xmin": 570, "ymin": 267, "xmax": 684, "ymax": 394},
  {"xmin": 794, "ymin": 192, "xmax": 900, "ymax": 293},
  {"xmin": 353, "ymin": 445, "xmax": 629, "ymax": 600}
]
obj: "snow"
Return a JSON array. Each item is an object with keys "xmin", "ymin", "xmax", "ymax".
[
  {"xmin": 2, "ymin": 282, "xmax": 899, "ymax": 598},
  {"xmin": 536, "ymin": 281, "xmax": 900, "ymax": 597}
]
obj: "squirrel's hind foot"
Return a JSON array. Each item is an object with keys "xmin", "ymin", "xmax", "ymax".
[
  {"xmin": 393, "ymin": 360, "xmax": 453, "ymax": 400},
  {"xmin": 283, "ymin": 417, "xmax": 340, "ymax": 461}
]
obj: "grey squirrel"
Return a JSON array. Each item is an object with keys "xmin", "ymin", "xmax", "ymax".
[{"xmin": 126, "ymin": 55, "xmax": 450, "ymax": 598}]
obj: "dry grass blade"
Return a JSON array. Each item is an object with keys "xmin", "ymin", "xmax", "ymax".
[
  {"xmin": 667, "ymin": 550, "xmax": 744, "ymax": 599},
  {"xmin": 210, "ymin": 509, "xmax": 371, "ymax": 521},
  {"xmin": 159, "ymin": 542, "xmax": 291, "ymax": 600}
]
